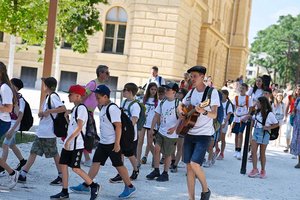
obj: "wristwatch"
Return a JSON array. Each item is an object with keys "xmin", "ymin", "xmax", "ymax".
[{"xmin": 203, "ymin": 110, "xmax": 208, "ymax": 115}]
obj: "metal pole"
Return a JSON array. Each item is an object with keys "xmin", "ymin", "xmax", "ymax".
[
  {"xmin": 240, "ymin": 120, "xmax": 251, "ymax": 174},
  {"xmin": 40, "ymin": 0, "xmax": 58, "ymax": 110}
]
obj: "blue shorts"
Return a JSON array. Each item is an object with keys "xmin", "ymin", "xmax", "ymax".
[
  {"xmin": 252, "ymin": 128, "xmax": 270, "ymax": 145},
  {"xmin": 183, "ymin": 134, "xmax": 211, "ymax": 165},
  {"xmin": 3, "ymin": 132, "xmax": 17, "ymax": 146},
  {"xmin": 0, "ymin": 119, "xmax": 11, "ymax": 138},
  {"xmin": 232, "ymin": 122, "xmax": 247, "ymax": 134}
]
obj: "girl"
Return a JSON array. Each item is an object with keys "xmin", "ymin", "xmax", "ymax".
[
  {"xmin": 248, "ymin": 76, "xmax": 265, "ymax": 106},
  {"xmin": 137, "ymin": 82, "xmax": 158, "ymax": 167},
  {"xmin": 0, "ymin": 62, "xmax": 19, "ymax": 188},
  {"xmin": 248, "ymin": 96, "xmax": 279, "ymax": 179},
  {"xmin": 272, "ymin": 93, "xmax": 285, "ymax": 146}
]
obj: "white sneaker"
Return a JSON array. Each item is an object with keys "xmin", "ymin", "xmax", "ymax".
[
  {"xmin": 233, "ymin": 151, "xmax": 238, "ymax": 158},
  {"xmin": 83, "ymin": 159, "xmax": 92, "ymax": 167},
  {"xmin": 236, "ymin": 152, "xmax": 242, "ymax": 160},
  {"xmin": 292, "ymin": 155, "xmax": 297, "ymax": 159},
  {"xmin": 203, "ymin": 160, "xmax": 212, "ymax": 168},
  {"xmin": 8, "ymin": 170, "xmax": 19, "ymax": 189},
  {"xmin": 0, "ymin": 170, "xmax": 6, "ymax": 177}
]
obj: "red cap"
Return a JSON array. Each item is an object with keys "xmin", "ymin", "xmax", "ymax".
[{"xmin": 68, "ymin": 85, "xmax": 86, "ymax": 96}]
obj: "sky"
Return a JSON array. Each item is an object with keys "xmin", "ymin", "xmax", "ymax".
[{"xmin": 249, "ymin": 0, "xmax": 300, "ymax": 46}]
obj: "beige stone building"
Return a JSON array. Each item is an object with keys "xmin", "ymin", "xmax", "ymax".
[{"xmin": 0, "ymin": 0, "xmax": 251, "ymax": 91}]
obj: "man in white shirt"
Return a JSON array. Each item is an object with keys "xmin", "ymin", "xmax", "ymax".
[{"xmin": 144, "ymin": 66, "xmax": 166, "ymax": 91}]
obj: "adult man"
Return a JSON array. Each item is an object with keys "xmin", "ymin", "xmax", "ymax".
[
  {"xmin": 144, "ymin": 66, "xmax": 165, "ymax": 91},
  {"xmin": 178, "ymin": 66, "xmax": 220, "ymax": 200}
]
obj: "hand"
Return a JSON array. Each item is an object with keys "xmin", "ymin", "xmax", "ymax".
[
  {"xmin": 113, "ymin": 143, "xmax": 120, "ymax": 152},
  {"xmin": 195, "ymin": 106, "xmax": 206, "ymax": 114},
  {"xmin": 43, "ymin": 110, "xmax": 50, "ymax": 117},
  {"xmin": 5, "ymin": 130, "xmax": 13, "ymax": 140},
  {"xmin": 64, "ymin": 141, "xmax": 70, "ymax": 151},
  {"xmin": 167, "ymin": 126, "xmax": 176, "ymax": 135},
  {"xmin": 263, "ymin": 126, "xmax": 271, "ymax": 131},
  {"xmin": 38, "ymin": 111, "xmax": 44, "ymax": 118}
]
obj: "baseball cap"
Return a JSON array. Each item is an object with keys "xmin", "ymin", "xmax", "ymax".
[
  {"xmin": 41, "ymin": 77, "xmax": 57, "ymax": 90},
  {"xmin": 67, "ymin": 85, "xmax": 86, "ymax": 96},
  {"xmin": 187, "ymin": 66, "xmax": 206, "ymax": 74},
  {"xmin": 162, "ymin": 82, "xmax": 179, "ymax": 92},
  {"xmin": 11, "ymin": 78, "xmax": 24, "ymax": 90},
  {"xmin": 93, "ymin": 84, "xmax": 111, "ymax": 96}
]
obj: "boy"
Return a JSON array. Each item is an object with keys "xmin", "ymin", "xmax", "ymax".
[
  {"xmin": 50, "ymin": 85, "xmax": 100, "ymax": 200},
  {"xmin": 232, "ymin": 83, "xmax": 253, "ymax": 160},
  {"xmin": 146, "ymin": 82, "xmax": 179, "ymax": 181},
  {"xmin": 70, "ymin": 85, "xmax": 136, "ymax": 198},
  {"xmin": 18, "ymin": 77, "xmax": 66, "ymax": 184},
  {"xmin": 109, "ymin": 83, "xmax": 140, "ymax": 183}
]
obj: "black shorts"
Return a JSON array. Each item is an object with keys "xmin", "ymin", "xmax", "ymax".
[
  {"xmin": 59, "ymin": 148, "xmax": 83, "ymax": 168},
  {"xmin": 122, "ymin": 140, "xmax": 138, "ymax": 157},
  {"xmin": 93, "ymin": 143, "xmax": 123, "ymax": 167}
]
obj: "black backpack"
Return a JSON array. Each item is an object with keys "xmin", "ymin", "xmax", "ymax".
[
  {"xmin": 257, "ymin": 111, "xmax": 280, "ymax": 141},
  {"xmin": 74, "ymin": 104, "xmax": 96, "ymax": 151},
  {"xmin": 19, "ymin": 95, "xmax": 34, "ymax": 131},
  {"xmin": 106, "ymin": 103, "xmax": 135, "ymax": 151},
  {"xmin": 225, "ymin": 100, "xmax": 234, "ymax": 125},
  {"xmin": 48, "ymin": 92, "xmax": 68, "ymax": 138}
]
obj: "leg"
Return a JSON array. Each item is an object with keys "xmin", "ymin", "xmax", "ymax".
[
  {"xmin": 190, "ymin": 162, "xmax": 208, "ymax": 192},
  {"xmin": 83, "ymin": 150, "xmax": 91, "ymax": 162},
  {"xmin": 153, "ymin": 144, "xmax": 161, "ymax": 168},
  {"xmin": 1, "ymin": 143, "xmax": 9, "ymax": 161},
  {"xmin": 116, "ymin": 166, "xmax": 132, "ymax": 186},
  {"xmin": 238, "ymin": 133, "xmax": 244, "ymax": 149},
  {"xmin": 10, "ymin": 144, "xmax": 25, "ymax": 161},
  {"xmin": 22, "ymin": 153, "xmax": 37, "ymax": 172},
  {"xmin": 88, "ymin": 162, "xmax": 101, "ymax": 180},
  {"xmin": 54, "ymin": 154, "xmax": 62, "ymax": 173},
  {"xmin": 259, "ymin": 144, "xmax": 267, "ymax": 170},
  {"xmin": 235, "ymin": 134, "xmax": 238, "ymax": 149},
  {"xmin": 174, "ymin": 138, "xmax": 184, "ymax": 166},
  {"xmin": 146, "ymin": 130, "xmax": 154, "ymax": 157},
  {"xmin": 73, "ymin": 168, "xmax": 93, "ymax": 185},
  {"xmin": 207, "ymin": 140, "xmax": 214, "ymax": 161},
  {"xmin": 136, "ymin": 128, "xmax": 146, "ymax": 165},
  {"xmin": 128, "ymin": 155, "xmax": 138, "ymax": 171},
  {"xmin": 0, "ymin": 158, "xmax": 14, "ymax": 174},
  {"xmin": 61, "ymin": 164, "xmax": 69, "ymax": 189},
  {"xmin": 251, "ymin": 140, "xmax": 259, "ymax": 169},
  {"xmin": 186, "ymin": 164, "xmax": 196, "ymax": 200},
  {"xmin": 163, "ymin": 155, "xmax": 172, "ymax": 172},
  {"xmin": 220, "ymin": 132, "xmax": 226, "ymax": 155}
]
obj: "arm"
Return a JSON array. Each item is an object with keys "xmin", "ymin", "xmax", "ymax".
[
  {"xmin": 43, "ymin": 105, "xmax": 67, "ymax": 117},
  {"xmin": 131, "ymin": 116, "xmax": 138, "ymax": 126},
  {"xmin": 5, "ymin": 112, "xmax": 24, "ymax": 139},
  {"xmin": 64, "ymin": 119, "xmax": 84, "ymax": 150},
  {"xmin": 150, "ymin": 112, "xmax": 160, "ymax": 132},
  {"xmin": 195, "ymin": 105, "xmax": 218, "ymax": 119},
  {"xmin": 112, "ymin": 122, "xmax": 122, "ymax": 152},
  {"xmin": 0, "ymin": 104, "xmax": 13, "ymax": 113},
  {"xmin": 285, "ymin": 98, "xmax": 290, "ymax": 118}
]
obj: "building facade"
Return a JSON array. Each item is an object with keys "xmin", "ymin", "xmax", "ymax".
[{"xmin": 0, "ymin": 0, "xmax": 252, "ymax": 90}]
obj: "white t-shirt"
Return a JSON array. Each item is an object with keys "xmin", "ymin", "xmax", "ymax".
[
  {"xmin": 65, "ymin": 105, "xmax": 88, "ymax": 150},
  {"xmin": 272, "ymin": 103, "xmax": 285, "ymax": 121},
  {"xmin": 143, "ymin": 97, "xmax": 157, "ymax": 129},
  {"xmin": 122, "ymin": 99, "xmax": 140, "ymax": 141},
  {"xmin": 222, "ymin": 100, "xmax": 234, "ymax": 123},
  {"xmin": 182, "ymin": 88, "xmax": 220, "ymax": 136},
  {"xmin": 0, "ymin": 83, "xmax": 13, "ymax": 122},
  {"xmin": 253, "ymin": 112, "xmax": 278, "ymax": 128},
  {"xmin": 155, "ymin": 99, "xmax": 179, "ymax": 139},
  {"xmin": 99, "ymin": 103, "xmax": 121, "ymax": 145},
  {"xmin": 36, "ymin": 93, "xmax": 64, "ymax": 138},
  {"xmin": 148, "ymin": 76, "xmax": 165, "ymax": 87},
  {"xmin": 248, "ymin": 88, "xmax": 264, "ymax": 104},
  {"xmin": 232, "ymin": 95, "xmax": 253, "ymax": 123}
]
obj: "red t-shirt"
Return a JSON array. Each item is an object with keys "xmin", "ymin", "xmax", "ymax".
[{"xmin": 288, "ymin": 95, "xmax": 296, "ymax": 114}]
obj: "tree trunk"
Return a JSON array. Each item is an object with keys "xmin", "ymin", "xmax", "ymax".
[{"xmin": 7, "ymin": 35, "xmax": 16, "ymax": 78}]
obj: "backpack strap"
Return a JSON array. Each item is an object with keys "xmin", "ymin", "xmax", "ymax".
[
  {"xmin": 188, "ymin": 88, "xmax": 195, "ymax": 100},
  {"xmin": 246, "ymin": 95, "xmax": 249, "ymax": 109},
  {"xmin": 158, "ymin": 76, "xmax": 162, "ymax": 86},
  {"xmin": 202, "ymin": 86, "xmax": 211, "ymax": 102},
  {"xmin": 235, "ymin": 96, "xmax": 239, "ymax": 107},
  {"xmin": 74, "ymin": 104, "xmax": 88, "ymax": 150},
  {"xmin": 105, "ymin": 102, "xmax": 118, "ymax": 129},
  {"xmin": 225, "ymin": 100, "xmax": 230, "ymax": 115},
  {"xmin": 127, "ymin": 99, "xmax": 139, "ymax": 118},
  {"xmin": 175, "ymin": 98, "xmax": 179, "ymax": 119}
]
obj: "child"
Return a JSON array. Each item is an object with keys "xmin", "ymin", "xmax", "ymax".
[
  {"xmin": 158, "ymin": 86, "xmax": 166, "ymax": 100},
  {"xmin": 137, "ymin": 82, "xmax": 158, "ymax": 167},
  {"xmin": 272, "ymin": 93, "xmax": 285, "ymax": 146},
  {"xmin": 1, "ymin": 78, "xmax": 27, "ymax": 176},
  {"xmin": 215, "ymin": 89, "xmax": 234, "ymax": 160},
  {"xmin": 232, "ymin": 83, "xmax": 253, "ymax": 160},
  {"xmin": 110, "ymin": 83, "xmax": 140, "ymax": 183},
  {"xmin": 18, "ymin": 77, "xmax": 66, "ymax": 184},
  {"xmin": 50, "ymin": 85, "xmax": 100, "ymax": 200},
  {"xmin": 248, "ymin": 96, "xmax": 279, "ymax": 178},
  {"xmin": 146, "ymin": 82, "xmax": 179, "ymax": 182}
]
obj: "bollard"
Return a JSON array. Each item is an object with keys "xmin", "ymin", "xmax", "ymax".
[{"xmin": 240, "ymin": 120, "xmax": 251, "ymax": 174}]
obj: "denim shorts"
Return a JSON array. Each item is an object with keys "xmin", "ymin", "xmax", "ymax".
[
  {"xmin": 183, "ymin": 134, "xmax": 211, "ymax": 165},
  {"xmin": 232, "ymin": 122, "xmax": 247, "ymax": 134},
  {"xmin": 0, "ymin": 119, "xmax": 11, "ymax": 138},
  {"xmin": 3, "ymin": 132, "xmax": 17, "ymax": 146},
  {"xmin": 252, "ymin": 128, "xmax": 270, "ymax": 145}
]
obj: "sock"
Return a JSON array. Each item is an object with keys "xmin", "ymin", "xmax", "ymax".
[
  {"xmin": 89, "ymin": 182, "xmax": 97, "ymax": 188},
  {"xmin": 20, "ymin": 170, "xmax": 28, "ymax": 177},
  {"xmin": 58, "ymin": 172, "xmax": 62, "ymax": 178},
  {"xmin": 20, "ymin": 159, "xmax": 26, "ymax": 164},
  {"xmin": 128, "ymin": 184, "xmax": 133, "ymax": 188},
  {"xmin": 154, "ymin": 168, "xmax": 159, "ymax": 172},
  {"xmin": 62, "ymin": 188, "xmax": 68, "ymax": 194},
  {"xmin": 237, "ymin": 148, "xmax": 241, "ymax": 152},
  {"xmin": 235, "ymin": 148, "xmax": 238, "ymax": 151},
  {"xmin": 171, "ymin": 160, "xmax": 175, "ymax": 165},
  {"xmin": 83, "ymin": 182, "xmax": 89, "ymax": 187},
  {"xmin": 9, "ymin": 171, "xmax": 15, "ymax": 176}
]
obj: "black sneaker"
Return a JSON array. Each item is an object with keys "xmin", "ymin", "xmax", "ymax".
[
  {"xmin": 156, "ymin": 171, "xmax": 169, "ymax": 182},
  {"xmin": 146, "ymin": 169, "xmax": 160, "ymax": 180},
  {"xmin": 170, "ymin": 165, "xmax": 178, "ymax": 173},
  {"xmin": 200, "ymin": 189, "xmax": 211, "ymax": 200},
  {"xmin": 90, "ymin": 183, "xmax": 100, "ymax": 200},
  {"xmin": 130, "ymin": 170, "xmax": 139, "ymax": 180},
  {"xmin": 18, "ymin": 174, "xmax": 27, "ymax": 183},
  {"xmin": 109, "ymin": 174, "xmax": 123, "ymax": 183},
  {"xmin": 15, "ymin": 159, "xmax": 27, "ymax": 171},
  {"xmin": 0, "ymin": 166, "xmax": 5, "ymax": 177},
  {"xmin": 50, "ymin": 191, "xmax": 69, "ymax": 200},
  {"xmin": 50, "ymin": 176, "xmax": 62, "ymax": 186}
]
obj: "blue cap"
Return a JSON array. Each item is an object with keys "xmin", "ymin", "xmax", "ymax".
[{"xmin": 93, "ymin": 84, "xmax": 111, "ymax": 96}]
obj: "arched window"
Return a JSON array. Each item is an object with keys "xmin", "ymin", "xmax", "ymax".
[{"xmin": 103, "ymin": 7, "xmax": 127, "ymax": 54}]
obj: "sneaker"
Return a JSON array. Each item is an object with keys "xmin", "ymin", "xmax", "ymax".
[
  {"xmin": 203, "ymin": 160, "xmax": 212, "ymax": 168},
  {"xmin": 8, "ymin": 170, "xmax": 19, "ymax": 189},
  {"xmin": 283, "ymin": 148, "xmax": 289, "ymax": 153},
  {"xmin": 217, "ymin": 153, "xmax": 224, "ymax": 160},
  {"xmin": 0, "ymin": 170, "xmax": 6, "ymax": 177},
  {"xmin": 109, "ymin": 174, "xmax": 123, "ymax": 183},
  {"xmin": 83, "ymin": 160, "xmax": 92, "ymax": 167},
  {"xmin": 137, "ymin": 163, "xmax": 141, "ymax": 169},
  {"xmin": 260, "ymin": 170, "xmax": 266, "ymax": 179},
  {"xmin": 233, "ymin": 151, "xmax": 238, "ymax": 158},
  {"xmin": 156, "ymin": 172, "xmax": 169, "ymax": 182},
  {"xmin": 130, "ymin": 170, "xmax": 139, "ymax": 180},
  {"xmin": 146, "ymin": 169, "xmax": 160, "ymax": 180},
  {"xmin": 18, "ymin": 174, "xmax": 27, "ymax": 183},
  {"xmin": 90, "ymin": 183, "xmax": 100, "ymax": 200},
  {"xmin": 214, "ymin": 149, "xmax": 220, "ymax": 159},
  {"xmin": 248, "ymin": 168, "xmax": 260, "ymax": 178},
  {"xmin": 70, "ymin": 183, "xmax": 90, "ymax": 194},
  {"xmin": 170, "ymin": 165, "xmax": 178, "ymax": 173},
  {"xmin": 50, "ymin": 191, "xmax": 69, "ymax": 200},
  {"xmin": 141, "ymin": 156, "xmax": 147, "ymax": 164},
  {"xmin": 50, "ymin": 176, "xmax": 62, "ymax": 186},
  {"xmin": 295, "ymin": 163, "xmax": 300, "ymax": 169},
  {"xmin": 200, "ymin": 189, "xmax": 211, "ymax": 200},
  {"xmin": 118, "ymin": 185, "xmax": 136, "ymax": 199},
  {"xmin": 15, "ymin": 160, "xmax": 27, "ymax": 171},
  {"xmin": 236, "ymin": 152, "xmax": 241, "ymax": 160},
  {"xmin": 248, "ymin": 154, "xmax": 252, "ymax": 161}
]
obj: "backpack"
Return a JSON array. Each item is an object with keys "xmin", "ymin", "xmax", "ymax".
[
  {"xmin": 149, "ymin": 76, "xmax": 162, "ymax": 86},
  {"xmin": 19, "ymin": 95, "xmax": 34, "ymax": 131},
  {"xmin": 106, "ymin": 103, "xmax": 135, "ymax": 151},
  {"xmin": 235, "ymin": 95, "xmax": 250, "ymax": 109},
  {"xmin": 159, "ymin": 98, "xmax": 180, "ymax": 119},
  {"xmin": 74, "ymin": 104, "xmax": 96, "ymax": 151},
  {"xmin": 122, "ymin": 99, "xmax": 146, "ymax": 131},
  {"xmin": 258, "ymin": 111, "xmax": 280, "ymax": 141},
  {"xmin": 225, "ymin": 100, "xmax": 234, "ymax": 125},
  {"xmin": 48, "ymin": 92, "xmax": 68, "ymax": 138}
]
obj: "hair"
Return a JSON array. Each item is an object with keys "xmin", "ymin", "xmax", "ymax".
[
  {"xmin": 253, "ymin": 76, "xmax": 265, "ymax": 94},
  {"xmin": 241, "ymin": 83, "xmax": 249, "ymax": 90},
  {"xmin": 97, "ymin": 93, "xmax": 110, "ymax": 98},
  {"xmin": 152, "ymin": 66, "xmax": 158, "ymax": 72},
  {"xmin": 221, "ymin": 89, "xmax": 229, "ymax": 99},
  {"xmin": 0, "ymin": 62, "xmax": 18, "ymax": 106},
  {"xmin": 274, "ymin": 93, "xmax": 283, "ymax": 106},
  {"xmin": 158, "ymin": 86, "xmax": 165, "ymax": 94},
  {"xmin": 257, "ymin": 96, "xmax": 272, "ymax": 122},
  {"xmin": 143, "ymin": 82, "xmax": 158, "ymax": 105},
  {"xmin": 96, "ymin": 65, "xmax": 108, "ymax": 77},
  {"xmin": 124, "ymin": 83, "xmax": 138, "ymax": 96}
]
